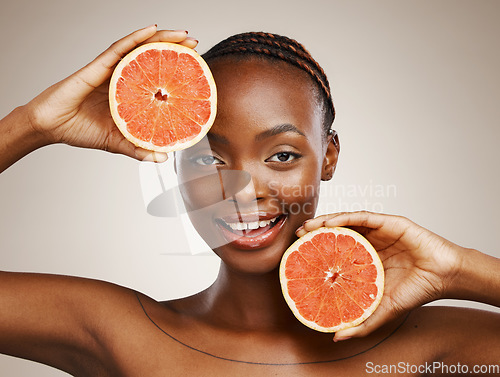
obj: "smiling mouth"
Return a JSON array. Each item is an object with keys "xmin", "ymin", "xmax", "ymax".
[{"xmin": 215, "ymin": 214, "xmax": 287, "ymax": 249}]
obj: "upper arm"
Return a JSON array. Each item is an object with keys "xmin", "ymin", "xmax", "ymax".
[{"xmin": 0, "ymin": 271, "xmax": 136, "ymax": 376}]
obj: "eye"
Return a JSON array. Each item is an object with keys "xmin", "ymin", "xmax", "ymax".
[
  {"xmin": 266, "ymin": 151, "xmax": 301, "ymax": 163},
  {"xmin": 193, "ymin": 154, "xmax": 224, "ymax": 166},
  {"xmin": 266, "ymin": 152, "xmax": 302, "ymax": 163}
]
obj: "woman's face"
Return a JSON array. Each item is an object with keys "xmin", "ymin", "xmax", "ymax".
[{"xmin": 175, "ymin": 57, "xmax": 338, "ymax": 274}]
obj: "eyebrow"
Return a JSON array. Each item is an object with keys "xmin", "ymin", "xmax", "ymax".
[
  {"xmin": 207, "ymin": 132, "xmax": 229, "ymax": 145},
  {"xmin": 255, "ymin": 124, "xmax": 306, "ymax": 142},
  {"xmin": 207, "ymin": 123, "xmax": 306, "ymax": 145}
]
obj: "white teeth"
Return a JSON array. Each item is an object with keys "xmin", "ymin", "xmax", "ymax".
[
  {"xmin": 247, "ymin": 221, "xmax": 260, "ymax": 230},
  {"xmin": 225, "ymin": 216, "xmax": 278, "ymax": 231},
  {"xmin": 227, "ymin": 222, "xmax": 246, "ymax": 231},
  {"xmin": 259, "ymin": 220, "xmax": 271, "ymax": 227}
]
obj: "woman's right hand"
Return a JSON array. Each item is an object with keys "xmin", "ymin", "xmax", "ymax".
[
  {"xmin": 24, "ymin": 25, "xmax": 197, "ymax": 162},
  {"xmin": 295, "ymin": 211, "xmax": 465, "ymax": 341}
]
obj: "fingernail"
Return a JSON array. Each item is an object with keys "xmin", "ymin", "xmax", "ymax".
[
  {"xmin": 333, "ymin": 336, "xmax": 352, "ymax": 342},
  {"xmin": 146, "ymin": 24, "xmax": 157, "ymax": 29},
  {"xmin": 158, "ymin": 155, "xmax": 168, "ymax": 163},
  {"xmin": 152, "ymin": 153, "xmax": 168, "ymax": 163},
  {"xmin": 174, "ymin": 29, "xmax": 188, "ymax": 34}
]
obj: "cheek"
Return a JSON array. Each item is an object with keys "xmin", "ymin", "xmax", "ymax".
[
  {"xmin": 268, "ymin": 168, "xmax": 321, "ymax": 217},
  {"xmin": 176, "ymin": 169, "xmax": 216, "ymax": 212},
  {"xmin": 175, "ymin": 158, "xmax": 224, "ymax": 212},
  {"xmin": 178, "ymin": 166, "xmax": 253, "ymax": 212}
]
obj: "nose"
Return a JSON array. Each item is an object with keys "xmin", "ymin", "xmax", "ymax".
[
  {"xmin": 231, "ymin": 175, "xmax": 258, "ymax": 203},
  {"xmin": 228, "ymin": 164, "xmax": 268, "ymax": 206}
]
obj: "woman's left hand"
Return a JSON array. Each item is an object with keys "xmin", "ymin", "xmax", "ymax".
[
  {"xmin": 24, "ymin": 26, "xmax": 198, "ymax": 161},
  {"xmin": 296, "ymin": 211, "xmax": 465, "ymax": 341}
]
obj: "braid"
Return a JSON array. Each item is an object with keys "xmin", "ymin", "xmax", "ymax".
[{"xmin": 202, "ymin": 32, "xmax": 335, "ymax": 136}]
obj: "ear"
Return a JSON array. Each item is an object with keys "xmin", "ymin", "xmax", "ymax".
[{"xmin": 321, "ymin": 130, "xmax": 340, "ymax": 181}]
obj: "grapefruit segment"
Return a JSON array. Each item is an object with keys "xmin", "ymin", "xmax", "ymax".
[
  {"xmin": 287, "ymin": 278, "xmax": 324, "ymax": 303},
  {"xmin": 169, "ymin": 75, "xmax": 212, "ymax": 100},
  {"xmin": 315, "ymin": 287, "xmax": 342, "ymax": 328},
  {"xmin": 166, "ymin": 53, "xmax": 204, "ymax": 93},
  {"xmin": 135, "ymin": 48, "xmax": 161, "ymax": 88},
  {"xmin": 125, "ymin": 102, "xmax": 158, "ymax": 142},
  {"xmin": 109, "ymin": 42, "xmax": 216, "ymax": 153},
  {"xmin": 167, "ymin": 105, "xmax": 202, "ymax": 142},
  {"xmin": 299, "ymin": 233, "xmax": 333, "ymax": 271},
  {"xmin": 159, "ymin": 50, "xmax": 179, "ymax": 89},
  {"xmin": 280, "ymin": 227, "xmax": 384, "ymax": 333},
  {"xmin": 169, "ymin": 97, "xmax": 211, "ymax": 125}
]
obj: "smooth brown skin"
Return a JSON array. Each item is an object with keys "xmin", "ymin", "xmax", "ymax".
[{"xmin": 1, "ymin": 26, "xmax": 500, "ymax": 376}]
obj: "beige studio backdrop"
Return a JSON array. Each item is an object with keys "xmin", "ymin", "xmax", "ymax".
[{"xmin": 1, "ymin": 0, "xmax": 499, "ymax": 375}]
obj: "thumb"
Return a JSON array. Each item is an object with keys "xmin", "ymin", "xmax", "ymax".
[{"xmin": 69, "ymin": 25, "xmax": 159, "ymax": 97}]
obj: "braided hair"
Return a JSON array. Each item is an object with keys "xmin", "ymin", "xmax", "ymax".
[{"xmin": 202, "ymin": 32, "xmax": 335, "ymax": 138}]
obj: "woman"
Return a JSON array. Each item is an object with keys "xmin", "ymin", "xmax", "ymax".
[{"xmin": 1, "ymin": 25, "xmax": 499, "ymax": 376}]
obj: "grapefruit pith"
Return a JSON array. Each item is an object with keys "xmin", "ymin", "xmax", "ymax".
[
  {"xmin": 109, "ymin": 42, "xmax": 217, "ymax": 153},
  {"xmin": 280, "ymin": 227, "xmax": 384, "ymax": 333}
]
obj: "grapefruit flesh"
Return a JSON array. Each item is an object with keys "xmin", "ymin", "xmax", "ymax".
[
  {"xmin": 280, "ymin": 227, "xmax": 384, "ymax": 332},
  {"xmin": 109, "ymin": 42, "xmax": 217, "ymax": 152}
]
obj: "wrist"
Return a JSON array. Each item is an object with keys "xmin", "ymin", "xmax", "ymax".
[
  {"xmin": 444, "ymin": 247, "xmax": 500, "ymax": 308},
  {"xmin": 22, "ymin": 102, "xmax": 57, "ymax": 145},
  {"xmin": 443, "ymin": 246, "xmax": 470, "ymax": 298},
  {"xmin": 0, "ymin": 105, "xmax": 50, "ymax": 173}
]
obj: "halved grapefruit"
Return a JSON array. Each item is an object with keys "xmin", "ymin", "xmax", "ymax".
[
  {"xmin": 280, "ymin": 227, "xmax": 384, "ymax": 332},
  {"xmin": 109, "ymin": 42, "xmax": 217, "ymax": 152}
]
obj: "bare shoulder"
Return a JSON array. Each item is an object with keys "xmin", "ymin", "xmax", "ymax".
[
  {"xmin": 409, "ymin": 304, "xmax": 500, "ymax": 332},
  {"xmin": 404, "ymin": 305, "xmax": 500, "ymax": 365}
]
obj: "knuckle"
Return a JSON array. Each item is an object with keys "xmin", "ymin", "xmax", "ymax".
[
  {"xmin": 108, "ymin": 40, "xmax": 120, "ymax": 52},
  {"xmin": 395, "ymin": 214, "xmax": 412, "ymax": 226}
]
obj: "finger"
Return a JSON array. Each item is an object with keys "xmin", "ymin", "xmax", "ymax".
[
  {"xmin": 325, "ymin": 212, "xmax": 418, "ymax": 245},
  {"xmin": 142, "ymin": 29, "xmax": 190, "ymax": 44},
  {"xmin": 134, "ymin": 148, "xmax": 169, "ymax": 163},
  {"xmin": 323, "ymin": 211, "xmax": 388, "ymax": 231},
  {"xmin": 295, "ymin": 228, "xmax": 308, "ymax": 238},
  {"xmin": 105, "ymin": 129, "xmax": 168, "ymax": 162},
  {"xmin": 178, "ymin": 37, "xmax": 199, "ymax": 49},
  {"xmin": 295, "ymin": 213, "xmax": 350, "ymax": 237},
  {"xmin": 295, "ymin": 218, "xmax": 324, "ymax": 237},
  {"xmin": 303, "ymin": 214, "xmax": 335, "ymax": 229},
  {"xmin": 71, "ymin": 25, "xmax": 160, "ymax": 96},
  {"xmin": 143, "ymin": 33, "xmax": 198, "ymax": 49}
]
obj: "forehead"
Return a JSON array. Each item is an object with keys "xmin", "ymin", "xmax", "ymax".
[{"xmin": 207, "ymin": 57, "xmax": 322, "ymax": 136}]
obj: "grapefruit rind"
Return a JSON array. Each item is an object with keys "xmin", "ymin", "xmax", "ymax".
[
  {"xmin": 279, "ymin": 227, "xmax": 384, "ymax": 333},
  {"xmin": 109, "ymin": 42, "xmax": 217, "ymax": 153}
]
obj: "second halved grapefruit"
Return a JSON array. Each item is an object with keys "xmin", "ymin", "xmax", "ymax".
[{"xmin": 280, "ymin": 227, "xmax": 384, "ymax": 333}]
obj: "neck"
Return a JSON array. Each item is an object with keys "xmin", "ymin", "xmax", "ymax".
[{"xmin": 201, "ymin": 262, "xmax": 299, "ymax": 331}]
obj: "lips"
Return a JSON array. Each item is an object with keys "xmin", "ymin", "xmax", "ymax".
[{"xmin": 215, "ymin": 213, "xmax": 287, "ymax": 250}]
